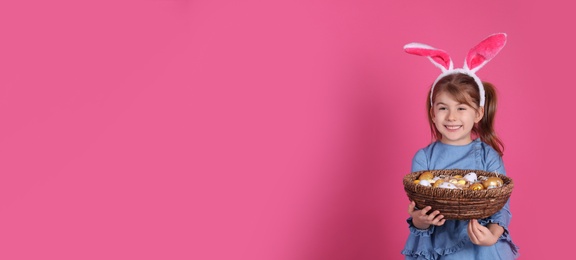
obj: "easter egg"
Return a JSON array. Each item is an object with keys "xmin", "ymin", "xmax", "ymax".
[
  {"xmin": 419, "ymin": 180, "xmax": 431, "ymax": 187},
  {"xmin": 418, "ymin": 171, "xmax": 434, "ymax": 180},
  {"xmin": 463, "ymin": 172, "xmax": 478, "ymax": 183},
  {"xmin": 482, "ymin": 177, "xmax": 503, "ymax": 188},
  {"xmin": 433, "ymin": 179, "xmax": 445, "ymax": 187},
  {"xmin": 438, "ymin": 182, "xmax": 458, "ymax": 189},
  {"xmin": 469, "ymin": 183, "xmax": 484, "ymax": 190}
]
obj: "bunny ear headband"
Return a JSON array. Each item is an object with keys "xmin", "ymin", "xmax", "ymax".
[{"xmin": 404, "ymin": 33, "xmax": 507, "ymax": 107}]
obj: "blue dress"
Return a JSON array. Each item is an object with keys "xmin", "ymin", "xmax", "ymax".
[{"xmin": 402, "ymin": 139, "xmax": 519, "ymax": 260}]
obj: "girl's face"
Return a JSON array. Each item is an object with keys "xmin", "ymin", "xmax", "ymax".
[{"xmin": 430, "ymin": 92, "xmax": 484, "ymax": 146}]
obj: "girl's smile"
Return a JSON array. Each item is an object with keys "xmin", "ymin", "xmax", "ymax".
[{"xmin": 445, "ymin": 125, "xmax": 462, "ymax": 130}]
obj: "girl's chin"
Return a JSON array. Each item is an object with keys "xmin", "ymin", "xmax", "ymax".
[{"xmin": 441, "ymin": 138, "xmax": 472, "ymax": 145}]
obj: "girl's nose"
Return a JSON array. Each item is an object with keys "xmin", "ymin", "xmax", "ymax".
[{"xmin": 447, "ymin": 110, "xmax": 456, "ymax": 120}]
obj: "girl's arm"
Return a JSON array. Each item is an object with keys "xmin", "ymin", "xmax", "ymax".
[
  {"xmin": 408, "ymin": 149, "xmax": 447, "ymax": 229},
  {"xmin": 407, "ymin": 150, "xmax": 446, "ymax": 229}
]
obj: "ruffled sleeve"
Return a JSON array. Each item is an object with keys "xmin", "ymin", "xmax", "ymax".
[
  {"xmin": 479, "ymin": 142, "xmax": 512, "ymax": 233},
  {"xmin": 408, "ymin": 149, "xmax": 435, "ymax": 235},
  {"xmin": 403, "ymin": 218, "xmax": 437, "ymax": 260},
  {"xmin": 479, "ymin": 202, "xmax": 520, "ymax": 254},
  {"xmin": 407, "ymin": 217, "xmax": 435, "ymax": 236},
  {"xmin": 407, "ymin": 149, "xmax": 435, "ymax": 236},
  {"xmin": 479, "ymin": 202, "xmax": 511, "ymax": 235},
  {"xmin": 478, "ymin": 143, "xmax": 520, "ymax": 254},
  {"xmin": 402, "ymin": 150, "xmax": 439, "ymax": 259}
]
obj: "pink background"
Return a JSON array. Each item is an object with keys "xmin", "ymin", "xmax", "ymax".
[{"xmin": 0, "ymin": 0, "xmax": 572, "ymax": 259}]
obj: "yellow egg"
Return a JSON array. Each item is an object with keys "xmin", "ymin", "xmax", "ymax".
[
  {"xmin": 457, "ymin": 179, "xmax": 467, "ymax": 185},
  {"xmin": 470, "ymin": 183, "xmax": 484, "ymax": 190},
  {"xmin": 453, "ymin": 175, "xmax": 463, "ymax": 179},
  {"xmin": 433, "ymin": 179, "xmax": 445, "ymax": 187},
  {"xmin": 418, "ymin": 171, "xmax": 434, "ymax": 180},
  {"xmin": 449, "ymin": 179, "xmax": 458, "ymax": 184},
  {"xmin": 482, "ymin": 177, "xmax": 504, "ymax": 188}
]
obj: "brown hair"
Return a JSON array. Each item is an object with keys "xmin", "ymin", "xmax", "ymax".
[{"xmin": 426, "ymin": 73, "xmax": 504, "ymax": 156}]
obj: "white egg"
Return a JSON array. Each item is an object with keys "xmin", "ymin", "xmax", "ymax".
[
  {"xmin": 463, "ymin": 172, "xmax": 477, "ymax": 183},
  {"xmin": 419, "ymin": 180, "xmax": 431, "ymax": 187},
  {"xmin": 438, "ymin": 182, "xmax": 458, "ymax": 189},
  {"xmin": 432, "ymin": 176, "xmax": 442, "ymax": 182}
]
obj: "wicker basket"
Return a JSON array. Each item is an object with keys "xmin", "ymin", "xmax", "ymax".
[{"xmin": 403, "ymin": 169, "xmax": 514, "ymax": 220}]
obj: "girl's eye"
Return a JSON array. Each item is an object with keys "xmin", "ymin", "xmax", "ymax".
[
  {"xmin": 458, "ymin": 107, "xmax": 467, "ymax": 110},
  {"xmin": 438, "ymin": 107, "xmax": 447, "ymax": 110}
]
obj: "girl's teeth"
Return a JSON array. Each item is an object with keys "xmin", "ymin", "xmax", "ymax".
[{"xmin": 447, "ymin": 126, "xmax": 461, "ymax": 130}]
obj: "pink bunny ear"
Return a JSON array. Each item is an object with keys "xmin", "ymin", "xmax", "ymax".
[
  {"xmin": 465, "ymin": 33, "xmax": 507, "ymax": 72},
  {"xmin": 404, "ymin": 43, "xmax": 453, "ymax": 71}
]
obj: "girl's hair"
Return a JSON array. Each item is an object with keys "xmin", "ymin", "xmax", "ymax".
[{"xmin": 426, "ymin": 73, "xmax": 504, "ymax": 156}]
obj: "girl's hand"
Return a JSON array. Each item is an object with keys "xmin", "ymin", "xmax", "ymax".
[
  {"xmin": 408, "ymin": 201, "xmax": 446, "ymax": 229},
  {"xmin": 467, "ymin": 219, "xmax": 502, "ymax": 246}
]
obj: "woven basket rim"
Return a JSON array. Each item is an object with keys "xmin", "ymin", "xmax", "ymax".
[
  {"xmin": 403, "ymin": 169, "xmax": 514, "ymax": 198},
  {"xmin": 403, "ymin": 169, "xmax": 514, "ymax": 220}
]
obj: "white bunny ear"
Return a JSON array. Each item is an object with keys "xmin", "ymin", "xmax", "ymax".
[
  {"xmin": 464, "ymin": 33, "xmax": 507, "ymax": 73},
  {"xmin": 404, "ymin": 43, "xmax": 454, "ymax": 72}
]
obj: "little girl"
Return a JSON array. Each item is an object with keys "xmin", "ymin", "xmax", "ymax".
[{"xmin": 401, "ymin": 33, "xmax": 519, "ymax": 259}]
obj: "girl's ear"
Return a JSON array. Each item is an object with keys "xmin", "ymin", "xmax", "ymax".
[
  {"xmin": 430, "ymin": 107, "xmax": 436, "ymax": 122},
  {"xmin": 475, "ymin": 107, "xmax": 485, "ymax": 123}
]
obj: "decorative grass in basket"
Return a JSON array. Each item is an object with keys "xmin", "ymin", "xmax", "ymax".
[{"xmin": 403, "ymin": 169, "xmax": 514, "ymax": 220}]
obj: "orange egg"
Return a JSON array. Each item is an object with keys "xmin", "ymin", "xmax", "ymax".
[
  {"xmin": 418, "ymin": 171, "xmax": 434, "ymax": 180},
  {"xmin": 413, "ymin": 180, "xmax": 420, "ymax": 184},
  {"xmin": 433, "ymin": 179, "xmax": 445, "ymax": 187}
]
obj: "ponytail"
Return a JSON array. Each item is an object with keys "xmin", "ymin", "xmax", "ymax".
[{"xmin": 476, "ymin": 82, "xmax": 504, "ymax": 156}]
